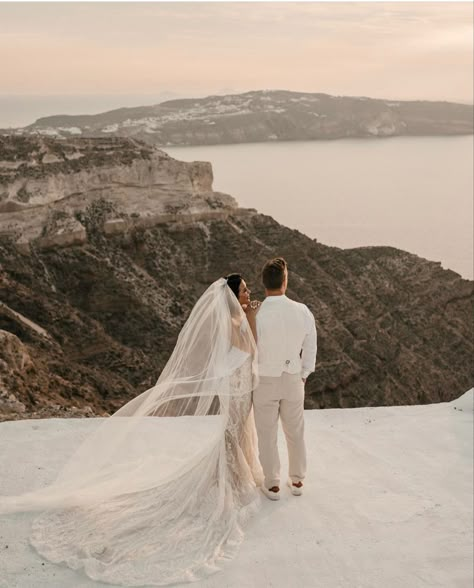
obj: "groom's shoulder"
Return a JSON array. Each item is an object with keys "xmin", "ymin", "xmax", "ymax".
[{"xmin": 286, "ymin": 297, "xmax": 313, "ymax": 315}]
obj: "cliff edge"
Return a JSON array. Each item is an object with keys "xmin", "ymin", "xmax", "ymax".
[{"xmin": 0, "ymin": 136, "xmax": 472, "ymax": 420}]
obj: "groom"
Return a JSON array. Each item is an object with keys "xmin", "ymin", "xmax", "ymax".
[{"xmin": 253, "ymin": 257, "xmax": 317, "ymax": 500}]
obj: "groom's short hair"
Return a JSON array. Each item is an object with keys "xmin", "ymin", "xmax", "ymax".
[{"xmin": 262, "ymin": 257, "xmax": 287, "ymax": 290}]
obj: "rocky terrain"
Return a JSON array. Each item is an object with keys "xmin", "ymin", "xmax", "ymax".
[
  {"xmin": 3, "ymin": 91, "xmax": 473, "ymax": 146},
  {"xmin": 0, "ymin": 135, "xmax": 472, "ymax": 421},
  {"xmin": 0, "ymin": 135, "xmax": 235, "ymax": 246}
]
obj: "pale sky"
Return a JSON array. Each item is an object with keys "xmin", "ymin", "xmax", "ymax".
[{"xmin": 0, "ymin": 2, "xmax": 472, "ymax": 126}]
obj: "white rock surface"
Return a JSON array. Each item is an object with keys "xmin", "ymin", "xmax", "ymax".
[
  {"xmin": 0, "ymin": 138, "xmax": 239, "ymax": 249},
  {"xmin": 0, "ymin": 390, "xmax": 472, "ymax": 588}
]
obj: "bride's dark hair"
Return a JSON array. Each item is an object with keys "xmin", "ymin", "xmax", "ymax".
[{"xmin": 225, "ymin": 273, "xmax": 242, "ymax": 299}]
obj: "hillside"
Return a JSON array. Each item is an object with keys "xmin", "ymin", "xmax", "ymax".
[
  {"xmin": 0, "ymin": 135, "xmax": 472, "ymax": 420},
  {"xmin": 3, "ymin": 90, "xmax": 473, "ymax": 146}
]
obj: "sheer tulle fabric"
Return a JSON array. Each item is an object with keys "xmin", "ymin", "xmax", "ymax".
[{"xmin": 0, "ymin": 278, "xmax": 263, "ymax": 585}]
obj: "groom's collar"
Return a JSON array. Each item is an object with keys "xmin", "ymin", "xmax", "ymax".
[{"xmin": 263, "ymin": 294, "xmax": 288, "ymax": 302}]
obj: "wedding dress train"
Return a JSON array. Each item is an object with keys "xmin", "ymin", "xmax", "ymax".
[{"xmin": 1, "ymin": 279, "xmax": 263, "ymax": 586}]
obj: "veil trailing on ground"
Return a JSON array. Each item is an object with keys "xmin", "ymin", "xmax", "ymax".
[{"xmin": 0, "ymin": 278, "xmax": 263, "ymax": 585}]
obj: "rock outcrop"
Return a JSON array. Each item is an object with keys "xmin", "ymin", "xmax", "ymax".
[
  {"xmin": 0, "ymin": 136, "xmax": 237, "ymax": 251},
  {"xmin": 0, "ymin": 136, "xmax": 472, "ymax": 421},
  {"xmin": 3, "ymin": 91, "xmax": 473, "ymax": 146}
]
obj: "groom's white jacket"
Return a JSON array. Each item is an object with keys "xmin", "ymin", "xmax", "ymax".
[{"xmin": 256, "ymin": 295, "xmax": 317, "ymax": 379}]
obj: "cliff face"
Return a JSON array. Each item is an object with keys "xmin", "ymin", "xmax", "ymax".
[
  {"xmin": 0, "ymin": 136, "xmax": 236, "ymax": 250},
  {"xmin": 0, "ymin": 136, "xmax": 472, "ymax": 421},
  {"xmin": 4, "ymin": 91, "xmax": 473, "ymax": 146}
]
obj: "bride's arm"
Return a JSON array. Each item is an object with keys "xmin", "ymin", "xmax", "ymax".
[
  {"xmin": 230, "ymin": 308, "xmax": 258, "ymax": 351},
  {"xmin": 243, "ymin": 303, "xmax": 260, "ymax": 344}
]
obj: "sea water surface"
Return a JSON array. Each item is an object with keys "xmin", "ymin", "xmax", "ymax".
[{"xmin": 165, "ymin": 136, "xmax": 473, "ymax": 279}]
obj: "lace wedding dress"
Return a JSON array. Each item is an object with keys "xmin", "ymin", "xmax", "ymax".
[{"xmin": 1, "ymin": 279, "xmax": 263, "ymax": 586}]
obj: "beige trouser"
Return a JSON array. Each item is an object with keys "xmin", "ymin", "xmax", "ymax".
[{"xmin": 253, "ymin": 372, "xmax": 306, "ymax": 489}]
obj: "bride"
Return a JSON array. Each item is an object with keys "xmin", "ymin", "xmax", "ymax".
[{"xmin": 0, "ymin": 274, "xmax": 263, "ymax": 586}]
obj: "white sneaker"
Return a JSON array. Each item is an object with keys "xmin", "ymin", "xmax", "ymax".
[
  {"xmin": 287, "ymin": 479, "xmax": 303, "ymax": 496},
  {"xmin": 261, "ymin": 485, "xmax": 281, "ymax": 501}
]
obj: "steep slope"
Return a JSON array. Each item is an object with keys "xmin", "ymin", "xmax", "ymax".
[{"xmin": 0, "ymin": 136, "xmax": 472, "ymax": 420}]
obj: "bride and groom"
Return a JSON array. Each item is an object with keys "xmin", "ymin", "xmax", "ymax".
[{"xmin": 0, "ymin": 256, "xmax": 316, "ymax": 586}]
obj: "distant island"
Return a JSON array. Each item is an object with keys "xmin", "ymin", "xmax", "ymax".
[{"xmin": 2, "ymin": 90, "xmax": 473, "ymax": 147}]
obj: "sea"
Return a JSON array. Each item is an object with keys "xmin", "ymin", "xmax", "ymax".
[{"xmin": 165, "ymin": 136, "xmax": 473, "ymax": 280}]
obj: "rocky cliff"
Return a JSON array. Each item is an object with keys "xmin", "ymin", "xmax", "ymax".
[
  {"xmin": 4, "ymin": 91, "xmax": 473, "ymax": 146},
  {"xmin": 0, "ymin": 136, "xmax": 472, "ymax": 421},
  {"xmin": 0, "ymin": 135, "xmax": 236, "ymax": 250}
]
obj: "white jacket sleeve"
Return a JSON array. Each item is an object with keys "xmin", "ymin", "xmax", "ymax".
[{"xmin": 301, "ymin": 306, "xmax": 317, "ymax": 379}]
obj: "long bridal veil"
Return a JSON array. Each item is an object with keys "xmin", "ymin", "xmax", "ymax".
[{"xmin": 0, "ymin": 278, "xmax": 263, "ymax": 586}]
